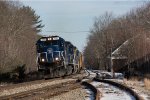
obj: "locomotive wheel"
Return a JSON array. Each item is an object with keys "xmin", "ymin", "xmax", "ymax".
[
  {"xmin": 77, "ymin": 66, "xmax": 80, "ymax": 73},
  {"xmin": 44, "ymin": 68, "xmax": 54, "ymax": 79},
  {"xmin": 59, "ymin": 67, "xmax": 66, "ymax": 77},
  {"xmin": 53, "ymin": 68, "xmax": 60, "ymax": 78},
  {"xmin": 72, "ymin": 66, "xmax": 75, "ymax": 74},
  {"xmin": 56, "ymin": 68, "xmax": 60, "ymax": 77},
  {"xmin": 37, "ymin": 71, "xmax": 44, "ymax": 79},
  {"xmin": 72, "ymin": 65, "xmax": 78, "ymax": 74},
  {"xmin": 66, "ymin": 65, "xmax": 73, "ymax": 75},
  {"xmin": 58, "ymin": 67, "xmax": 63, "ymax": 77},
  {"xmin": 53, "ymin": 67, "xmax": 66, "ymax": 78}
]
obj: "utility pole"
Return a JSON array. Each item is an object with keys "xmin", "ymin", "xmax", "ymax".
[{"xmin": 110, "ymin": 48, "xmax": 115, "ymax": 78}]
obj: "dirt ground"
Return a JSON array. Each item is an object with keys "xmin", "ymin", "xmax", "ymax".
[{"xmin": 45, "ymin": 88, "xmax": 88, "ymax": 100}]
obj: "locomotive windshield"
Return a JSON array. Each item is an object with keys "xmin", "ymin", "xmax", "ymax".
[
  {"xmin": 43, "ymin": 40, "xmax": 59, "ymax": 46},
  {"xmin": 37, "ymin": 38, "xmax": 64, "ymax": 52}
]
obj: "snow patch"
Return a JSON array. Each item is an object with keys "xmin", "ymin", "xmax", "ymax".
[{"xmin": 91, "ymin": 81, "xmax": 135, "ymax": 100}]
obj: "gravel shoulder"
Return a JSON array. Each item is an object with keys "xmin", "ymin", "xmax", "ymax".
[
  {"xmin": 45, "ymin": 88, "xmax": 87, "ymax": 100},
  {"xmin": 0, "ymin": 79, "xmax": 75, "ymax": 97}
]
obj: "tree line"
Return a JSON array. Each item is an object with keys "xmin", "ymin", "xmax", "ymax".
[
  {"xmin": 84, "ymin": 2, "xmax": 150, "ymax": 72},
  {"xmin": 0, "ymin": 1, "xmax": 43, "ymax": 74}
]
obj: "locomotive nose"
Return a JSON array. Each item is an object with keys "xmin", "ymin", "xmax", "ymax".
[
  {"xmin": 38, "ymin": 46, "xmax": 62, "ymax": 64},
  {"xmin": 47, "ymin": 48, "xmax": 53, "ymax": 54},
  {"xmin": 39, "ymin": 52, "xmax": 47, "ymax": 63}
]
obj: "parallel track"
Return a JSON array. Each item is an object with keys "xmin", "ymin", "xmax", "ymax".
[
  {"xmin": 81, "ymin": 70, "xmax": 100, "ymax": 100},
  {"xmin": 94, "ymin": 78, "xmax": 144, "ymax": 100},
  {"xmin": 82, "ymin": 77, "xmax": 144, "ymax": 100},
  {"xmin": 82, "ymin": 81, "xmax": 100, "ymax": 100},
  {"xmin": 0, "ymin": 70, "xmax": 90, "ymax": 100},
  {"xmin": 81, "ymin": 70, "xmax": 144, "ymax": 100}
]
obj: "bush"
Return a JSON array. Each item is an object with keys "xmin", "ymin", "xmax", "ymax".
[
  {"xmin": 14, "ymin": 64, "xmax": 26, "ymax": 82},
  {"xmin": 0, "ymin": 72, "xmax": 11, "ymax": 81},
  {"xmin": 144, "ymin": 78, "xmax": 150, "ymax": 90}
]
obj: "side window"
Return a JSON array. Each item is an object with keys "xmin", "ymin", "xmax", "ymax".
[
  {"xmin": 37, "ymin": 44, "xmax": 42, "ymax": 52},
  {"xmin": 71, "ymin": 48, "xmax": 73, "ymax": 53},
  {"xmin": 61, "ymin": 42, "xmax": 64, "ymax": 47},
  {"xmin": 59, "ymin": 41, "xmax": 65, "ymax": 51},
  {"xmin": 52, "ymin": 41, "xmax": 58, "ymax": 45}
]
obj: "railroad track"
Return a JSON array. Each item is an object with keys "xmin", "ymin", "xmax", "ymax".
[
  {"xmin": 82, "ymin": 76, "xmax": 144, "ymax": 100},
  {"xmin": 82, "ymin": 81, "xmax": 100, "ymax": 100},
  {"xmin": 0, "ymin": 70, "xmax": 91, "ymax": 100},
  {"xmin": 2, "ymin": 70, "xmax": 143, "ymax": 100},
  {"xmin": 94, "ymin": 78, "xmax": 144, "ymax": 100},
  {"xmin": 0, "ymin": 80, "xmax": 77, "ymax": 100}
]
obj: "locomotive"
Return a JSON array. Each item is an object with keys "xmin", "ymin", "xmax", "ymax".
[{"xmin": 36, "ymin": 36, "xmax": 83, "ymax": 78}]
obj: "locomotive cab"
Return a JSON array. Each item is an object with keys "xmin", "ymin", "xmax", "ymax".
[{"xmin": 36, "ymin": 36, "xmax": 65, "ymax": 71}]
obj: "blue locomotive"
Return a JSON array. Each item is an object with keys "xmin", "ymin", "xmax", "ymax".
[{"xmin": 36, "ymin": 36, "xmax": 83, "ymax": 78}]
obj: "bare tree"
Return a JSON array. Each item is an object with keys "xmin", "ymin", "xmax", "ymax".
[
  {"xmin": 84, "ymin": 12, "xmax": 114, "ymax": 69},
  {"xmin": 84, "ymin": 2, "xmax": 150, "ymax": 75},
  {"xmin": 0, "ymin": 1, "xmax": 43, "ymax": 74}
]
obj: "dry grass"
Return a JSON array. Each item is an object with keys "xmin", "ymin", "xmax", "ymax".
[
  {"xmin": 125, "ymin": 76, "xmax": 142, "ymax": 82},
  {"xmin": 144, "ymin": 78, "xmax": 150, "ymax": 90},
  {"xmin": 125, "ymin": 77, "xmax": 150, "ymax": 90},
  {"xmin": 129, "ymin": 77, "xmax": 139, "ymax": 81},
  {"xmin": 123, "ymin": 78, "xmax": 138, "ymax": 87}
]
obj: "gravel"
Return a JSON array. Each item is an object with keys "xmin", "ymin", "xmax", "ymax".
[
  {"xmin": 45, "ymin": 88, "xmax": 87, "ymax": 100},
  {"xmin": 0, "ymin": 79, "xmax": 75, "ymax": 97}
]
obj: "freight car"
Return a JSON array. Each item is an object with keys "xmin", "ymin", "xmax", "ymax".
[{"xmin": 36, "ymin": 36, "xmax": 83, "ymax": 78}]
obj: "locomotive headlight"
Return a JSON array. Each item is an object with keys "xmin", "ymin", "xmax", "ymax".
[
  {"xmin": 48, "ymin": 38, "xmax": 52, "ymax": 40},
  {"xmin": 55, "ymin": 57, "xmax": 59, "ymax": 61},
  {"xmin": 41, "ymin": 58, "xmax": 45, "ymax": 62}
]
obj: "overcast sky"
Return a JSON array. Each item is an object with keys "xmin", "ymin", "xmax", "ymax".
[{"xmin": 21, "ymin": 0, "xmax": 144, "ymax": 51}]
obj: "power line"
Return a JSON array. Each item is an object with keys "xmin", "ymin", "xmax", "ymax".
[
  {"xmin": 43, "ymin": 25, "xmax": 149, "ymax": 34},
  {"xmin": 44, "ymin": 31, "xmax": 90, "ymax": 33}
]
